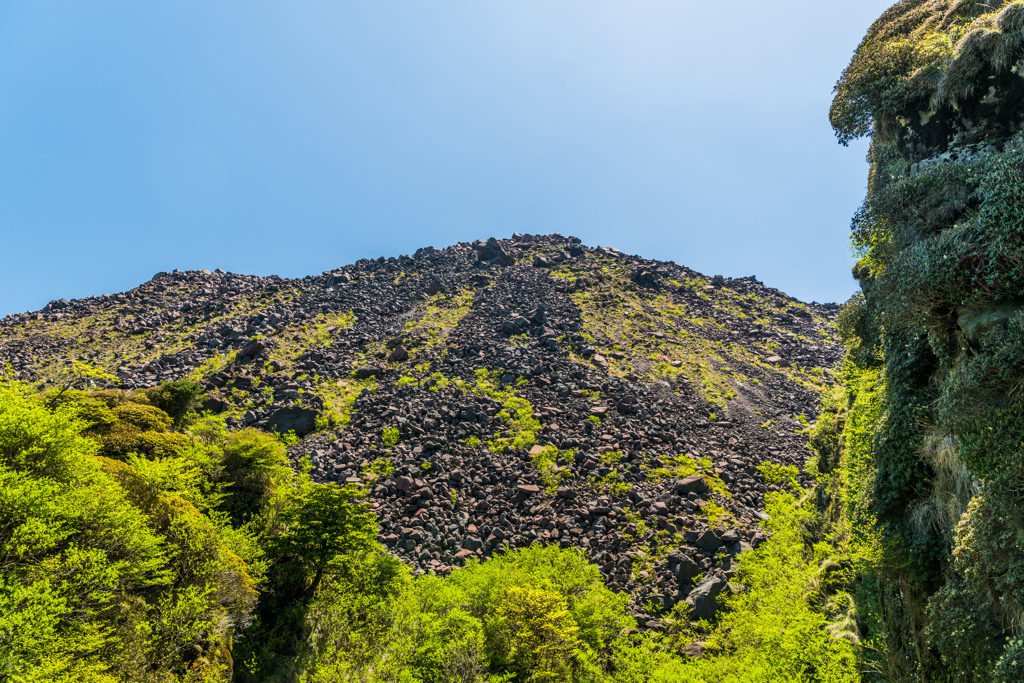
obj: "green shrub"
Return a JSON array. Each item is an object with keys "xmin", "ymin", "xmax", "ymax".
[
  {"xmin": 218, "ymin": 428, "xmax": 293, "ymax": 528},
  {"xmin": 97, "ymin": 423, "xmax": 191, "ymax": 460},
  {"xmin": 830, "ymin": 0, "xmax": 1012, "ymax": 145},
  {"xmin": 381, "ymin": 426, "xmax": 400, "ymax": 449},
  {"xmin": 684, "ymin": 494, "xmax": 860, "ymax": 682},
  {"xmin": 146, "ymin": 379, "xmax": 204, "ymax": 426},
  {"xmin": 487, "ymin": 585, "xmax": 582, "ymax": 682},
  {"xmin": 757, "ymin": 462, "xmax": 800, "ymax": 491},
  {"xmin": 0, "ymin": 380, "xmax": 253, "ymax": 681},
  {"xmin": 111, "ymin": 401, "xmax": 174, "ymax": 432}
]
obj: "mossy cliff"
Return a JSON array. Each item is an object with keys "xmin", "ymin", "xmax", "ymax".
[{"xmin": 826, "ymin": 1, "xmax": 1024, "ymax": 679}]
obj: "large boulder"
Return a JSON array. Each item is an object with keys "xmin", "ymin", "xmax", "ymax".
[
  {"xmin": 675, "ymin": 474, "xmax": 710, "ymax": 496},
  {"xmin": 695, "ymin": 529, "xmax": 723, "ymax": 551},
  {"xmin": 687, "ymin": 574, "xmax": 728, "ymax": 620},
  {"xmin": 354, "ymin": 365, "xmax": 380, "ymax": 379},
  {"xmin": 668, "ymin": 550, "xmax": 702, "ymax": 582},
  {"xmin": 266, "ymin": 407, "xmax": 319, "ymax": 437},
  {"xmin": 957, "ymin": 302, "xmax": 1024, "ymax": 343},
  {"xmin": 237, "ymin": 339, "xmax": 265, "ymax": 360},
  {"xmin": 473, "ymin": 238, "xmax": 513, "ymax": 266}
]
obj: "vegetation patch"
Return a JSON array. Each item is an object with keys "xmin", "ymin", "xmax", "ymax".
[
  {"xmin": 402, "ymin": 290, "xmax": 473, "ymax": 352},
  {"xmin": 564, "ymin": 255, "xmax": 833, "ymax": 407}
]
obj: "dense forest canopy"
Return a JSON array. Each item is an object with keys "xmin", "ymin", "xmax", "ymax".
[{"xmin": 0, "ymin": 373, "xmax": 860, "ymax": 681}]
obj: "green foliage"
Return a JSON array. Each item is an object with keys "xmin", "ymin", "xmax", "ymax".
[
  {"xmin": 45, "ymin": 360, "xmax": 121, "ymax": 406},
  {"xmin": 286, "ymin": 553, "xmax": 411, "ymax": 682},
  {"xmin": 465, "ymin": 369, "xmax": 543, "ymax": 453},
  {"xmin": 680, "ymin": 494, "xmax": 860, "ymax": 682},
  {"xmin": 923, "ymin": 484, "xmax": 1024, "ymax": 678},
  {"xmin": 437, "ymin": 544, "xmax": 633, "ymax": 681},
  {"xmin": 381, "ymin": 425, "xmax": 400, "ymax": 449},
  {"xmin": 646, "ymin": 453, "xmax": 731, "ymax": 499},
  {"xmin": 757, "ymin": 462, "xmax": 800, "ymax": 491},
  {"xmin": 824, "ymin": 4, "xmax": 1024, "ymax": 673},
  {"xmin": 125, "ymin": 451, "xmax": 225, "ymax": 512},
  {"xmin": 487, "ymin": 585, "xmax": 582, "ymax": 681},
  {"xmin": 146, "ymin": 379, "xmax": 204, "ymax": 427},
  {"xmin": 0, "ymin": 383, "xmax": 168, "ymax": 680},
  {"xmin": 0, "ymin": 379, "xmax": 255, "ymax": 681},
  {"xmin": 276, "ymin": 429, "xmax": 302, "ymax": 447},
  {"xmin": 3, "ymin": 371, "xmax": 876, "ymax": 682},
  {"xmin": 829, "ymin": 0, "xmax": 1020, "ymax": 145},
  {"xmin": 530, "ymin": 445, "xmax": 574, "ymax": 495},
  {"xmin": 361, "ymin": 457, "xmax": 395, "ymax": 483},
  {"xmin": 270, "ymin": 483, "xmax": 377, "ymax": 599},
  {"xmin": 217, "ymin": 427, "xmax": 294, "ymax": 529},
  {"xmin": 402, "ymin": 290, "xmax": 474, "ymax": 351},
  {"xmin": 54, "ymin": 388, "xmax": 200, "ymax": 461}
]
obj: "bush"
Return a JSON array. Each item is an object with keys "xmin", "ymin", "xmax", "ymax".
[
  {"xmin": 147, "ymin": 379, "xmax": 204, "ymax": 426},
  {"xmin": 0, "ymin": 380, "xmax": 254, "ymax": 680},
  {"xmin": 382, "ymin": 425, "xmax": 400, "ymax": 448},
  {"xmin": 218, "ymin": 428, "xmax": 293, "ymax": 528},
  {"xmin": 98, "ymin": 422, "xmax": 192, "ymax": 460},
  {"xmin": 830, "ymin": 0, "xmax": 1013, "ymax": 145},
  {"xmin": 487, "ymin": 585, "xmax": 582, "ymax": 682},
  {"xmin": 683, "ymin": 493, "xmax": 860, "ymax": 683},
  {"xmin": 111, "ymin": 401, "xmax": 174, "ymax": 431}
]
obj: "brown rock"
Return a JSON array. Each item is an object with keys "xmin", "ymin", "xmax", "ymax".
[
  {"xmin": 355, "ymin": 364, "xmax": 379, "ymax": 379},
  {"xmin": 675, "ymin": 474, "xmax": 709, "ymax": 496}
]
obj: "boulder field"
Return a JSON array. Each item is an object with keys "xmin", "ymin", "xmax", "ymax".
[{"xmin": 0, "ymin": 233, "xmax": 842, "ymax": 625}]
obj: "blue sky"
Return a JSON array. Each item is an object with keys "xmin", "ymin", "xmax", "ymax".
[{"xmin": 0, "ymin": 1, "xmax": 894, "ymax": 316}]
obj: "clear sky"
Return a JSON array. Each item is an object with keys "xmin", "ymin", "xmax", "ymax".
[{"xmin": 0, "ymin": 1, "xmax": 894, "ymax": 316}]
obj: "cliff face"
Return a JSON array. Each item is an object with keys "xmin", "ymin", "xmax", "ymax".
[
  {"xmin": 0, "ymin": 234, "xmax": 841, "ymax": 625},
  {"xmin": 830, "ymin": 1, "xmax": 1024, "ymax": 679}
]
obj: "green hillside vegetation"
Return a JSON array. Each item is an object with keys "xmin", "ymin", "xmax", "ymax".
[
  {"xmin": 822, "ymin": 0, "xmax": 1024, "ymax": 679},
  {"xmin": 0, "ymin": 375, "xmax": 860, "ymax": 681},
  {"xmin": 831, "ymin": 0, "xmax": 1024, "ymax": 145},
  {"xmin": 561, "ymin": 256, "xmax": 834, "ymax": 407}
]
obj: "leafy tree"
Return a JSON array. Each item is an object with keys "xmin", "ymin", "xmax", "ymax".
[
  {"xmin": 44, "ymin": 360, "xmax": 120, "ymax": 407},
  {"xmin": 487, "ymin": 585, "xmax": 582, "ymax": 682},
  {"xmin": 0, "ymin": 380, "xmax": 258, "ymax": 681},
  {"xmin": 683, "ymin": 493, "xmax": 860, "ymax": 682},
  {"xmin": 0, "ymin": 381, "xmax": 170, "ymax": 680},
  {"xmin": 217, "ymin": 428, "xmax": 294, "ymax": 529},
  {"xmin": 270, "ymin": 483, "xmax": 377, "ymax": 599}
]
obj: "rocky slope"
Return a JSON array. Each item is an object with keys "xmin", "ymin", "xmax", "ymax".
[{"xmin": 0, "ymin": 233, "xmax": 841, "ymax": 625}]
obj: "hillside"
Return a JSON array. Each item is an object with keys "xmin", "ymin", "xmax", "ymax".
[
  {"xmin": 1, "ymin": 234, "xmax": 841, "ymax": 624},
  {"xmin": 12, "ymin": 1, "xmax": 1024, "ymax": 680}
]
